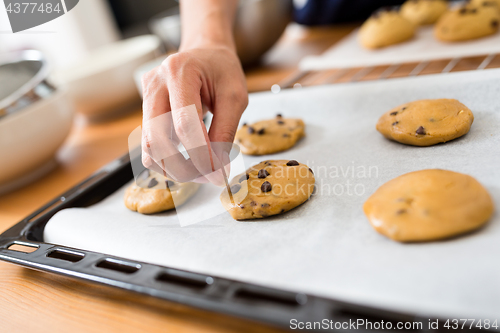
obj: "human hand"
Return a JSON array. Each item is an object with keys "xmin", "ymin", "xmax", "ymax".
[{"xmin": 141, "ymin": 43, "xmax": 248, "ymax": 186}]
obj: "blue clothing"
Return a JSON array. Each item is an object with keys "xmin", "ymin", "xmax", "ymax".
[{"xmin": 294, "ymin": 0, "xmax": 406, "ymax": 25}]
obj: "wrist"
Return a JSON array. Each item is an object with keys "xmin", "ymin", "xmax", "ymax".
[
  {"xmin": 179, "ymin": 2, "xmax": 237, "ymax": 52},
  {"xmin": 180, "ymin": 36, "xmax": 236, "ymax": 53}
]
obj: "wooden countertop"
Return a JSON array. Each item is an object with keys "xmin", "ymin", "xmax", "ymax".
[{"xmin": 0, "ymin": 24, "xmax": 354, "ymax": 332}]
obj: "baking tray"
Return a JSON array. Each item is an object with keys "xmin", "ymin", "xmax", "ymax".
[
  {"xmin": 2, "ymin": 69, "xmax": 500, "ymax": 331},
  {"xmin": 0, "ymin": 151, "xmax": 436, "ymax": 331},
  {"xmin": 299, "ymin": 26, "xmax": 500, "ymax": 71}
]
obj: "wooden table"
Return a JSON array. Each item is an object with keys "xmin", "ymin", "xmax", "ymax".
[{"xmin": 0, "ymin": 24, "xmax": 354, "ymax": 333}]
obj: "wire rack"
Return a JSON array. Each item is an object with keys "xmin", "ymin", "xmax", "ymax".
[{"xmin": 279, "ymin": 53, "xmax": 500, "ymax": 89}]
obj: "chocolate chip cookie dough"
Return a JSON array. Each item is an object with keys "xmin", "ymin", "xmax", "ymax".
[
  {"xmin": 376, "ymin": 99, "xmax": 474, "ymax": 147},
  {"xmin": 220, "ymin": 160, "xmax": 315, "ymax": 220},
  {"xmin": 359, "ymin": 9, "xmax": 416, "ymax": 49},
  {"xmin": 124, "ymin": 169, "xmax": 200, "ymax": 214},
  {"xmin": 401, "ymin": 0, "xmax": 448, "ymax": 25},
  {"xmin": 235, "ymin": 115, "xmax": 305, "ymax": 155},
  {"xmin": 363, "ymin": 169, "xmax": 494, "ymax": 242},
  {"xmin": 435, "ymin": 4, "xmax": 500, "ymax": 42}
]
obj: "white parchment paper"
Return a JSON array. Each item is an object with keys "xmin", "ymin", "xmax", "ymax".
[
  {"xmin": 300, "ymin": 27, "xmax": 500, "ymax": 70},
  {"xmin": 45, "ymin": 69, "xmax": 500, "ymax": 320}
]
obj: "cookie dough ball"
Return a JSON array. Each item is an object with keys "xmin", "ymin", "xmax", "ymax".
[
  {"xmin": 124, "ymin": 170, "xmax": 200, "ymax": 214},
  {"xmin": 363, "ymin": 169, "xmax": 494, "ymax": 242},
  {"xmin": 359, "ymin": 9, "xmax": 416, "ymax": 49},
  {"xmin": 220, "ymin": 160, "xmax": 315, "ymax": 220},
  {"xmin": 235, "ymin": 115, "xmax": 305, "ymax": 155},
  {"xmin": 376, "ymin": 99, "xmax": 474, "ymax": 147},
  {"xmin": 401, "ymin": 0, "xmax": 448, "ymax": 25},
  {"xmin": 435, "ymin": 4, "xmax": 500, "ymax": 42}
]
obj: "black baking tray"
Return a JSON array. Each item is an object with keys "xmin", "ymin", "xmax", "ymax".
[{"xmin": 0, "ymin": 152, "xmax": 486, "ymax": 332}]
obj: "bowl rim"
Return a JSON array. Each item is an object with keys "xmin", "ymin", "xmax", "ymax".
[
  {"xmin": 0, "ymin": 50, "xmax": 53, "ymax": 116},
  {"xmin": 0, "ymin": 87, "xmax": 70, "ymax": 127}
]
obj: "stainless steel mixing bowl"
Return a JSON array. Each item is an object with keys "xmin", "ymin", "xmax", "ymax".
[
  {"xmin": 0, "ymin": 50, "xmax": 55, "ymax": 119},
  {"xmin": 149, "ymin": 0, "xmax": 293, "ymax": 66}
]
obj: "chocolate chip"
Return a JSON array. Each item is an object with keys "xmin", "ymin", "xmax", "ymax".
[
  {"xmin": 242, "ymin": 123, "xmax": 247, "ymax": 127},
  {"xmin": 459, "ymin": 7, "xmax": 467, "ymax": 14},
  {"xmin": 276, "ymin": 114, "xmax": 282, "ymax": 118},
  {"xmin": 277, "ymin": 120, "xmax": 284, "ymax": 125},
  {"xmin": 250, "ymin": 201, "xmax": 258, "ymax": 207},
  {"xmin": 392, "ymin": 121, "xmax": 399, "ymax": 126},
  {"xmin": 281, "ymin": 209, "xmax": 285, "ymax": 213},
  {"xmin": 239, "ymin": 204, "xmax": 245, "ymax": 209},
  {"xmin": 261, "ymin": 181, "xmax": 272, "ymax": 192},
  {"xmin": 492, "ymin": 19, "xmax": 499, "ymax": 28},
  {"xmin": 239, "ymin": 173, "xmax": 249, "ymax": 183},
  {"xmin": 416, "ymin": 126, "xmax": 426, "ymax": 135},
  {"xmin": 166, "ymin": 180, "xmax": 175, "ymax": 188},
  {"xmin": 309, "ymin": 168, "xmax": 314, "ymax": 175},
  {"xmin": 286, "ymin": 160, "xmax": 299, "ymax": 166},
  {"xmin": 390, "ymin": 111, "xmax": 398, "ymax": 116},
  {"xmin": 402, "ymin": 107, "xmax": 407, "ymax": 111},
  {"xmin": 231, "ymin": 184, "xmax": 241, "ymax": 194},
  {"xmin": 265, "ymin": 161, "xmax": 271, "ymax": 165},
  {"xmin": 470, "ymin": 8, "xmax": 477, "ymax": 13},
  {"xmin": 261, "ymin": 203, "xmax": 270, "ymax": 208},
  {"xmin": 257, "ymin": 128, "xmax": 265, "ymax": 135},
  {"xmin": 396, "ymin": 209, "xmax": 407, "ymax": 215},
  {"xmin": 248, "ymin": 126, "xmax": 255, "ymax": 134},
  {"xmin": 147, "ymin": 178, "xmax": 158, "ymax": 188},
  {"xmin": 258, "ymin": 169, "xmax": 270, "ymax": 179},
  {"xmin": 283, "ymin": 134, "xmax": 290, "ymax": 137}
]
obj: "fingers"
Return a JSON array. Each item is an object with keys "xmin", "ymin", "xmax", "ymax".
[
  {"xmin": 165, "ymin": 54, "xmax": 226, "ymax": 186},
  {"xmin": 141, "ymin": 132, "xmax": 169, "ymax": 177},
  {"xmin": 141, "ymin": 65, "xmax": 206, "ymax": 183},
  {"xmin": 141, "ymin": 51, "xmax": 248, "ymax": 187},
  {"xmin": 208, "ymin": 85, "xmax": 249, "ymax": 178},
  {"xmin": 208, "ymin": 88, "xmax": 248, "ymax": 143}
]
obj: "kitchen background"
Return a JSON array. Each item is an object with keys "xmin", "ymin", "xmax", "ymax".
[{"xmin": 0, "ymin": 0, "xmax": 178, "ymax": 69}]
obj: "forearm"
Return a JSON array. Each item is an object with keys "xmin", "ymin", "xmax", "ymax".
[{"xmin": 179, "ymin": 0, "xmax": 239, "ymax": 51}]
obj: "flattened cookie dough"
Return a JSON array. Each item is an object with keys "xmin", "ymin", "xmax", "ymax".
[
  {"xmin": 435, "ymin": 4, "xmax": 500, "ymax": 42},
  {"xmin": 220, "ymin": 160, "xmax": 315, "ymax": 220},
  {"xmin": 401, "ymin": 0, "xmax": 448, "ymax": 25},
  {"xmin": 125, "ymin": 169, "xmax": 200, "ymax": 214},
  {"xmin": 235, "ymin": 115, "xmax": 305, "ymax": 155},
  {"xmin": 359, "ymin": 9, "xmax": 416, "ymax": 49},
  {"xmin": 376, "ymin": 99, "xmax": 474, "ymax": 146},
  {"xmin": 363, "ymin": 169, "xmax": 494, "ymax": 242}
]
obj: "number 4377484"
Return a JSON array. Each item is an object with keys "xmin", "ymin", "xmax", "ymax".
[
  {"xmin": 444, "ymin": 319, "xmax": 498, "ymax": 330},
  {"xmin": 6, "ymin": 2, "xmax": 61, "ymax": 14}
]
